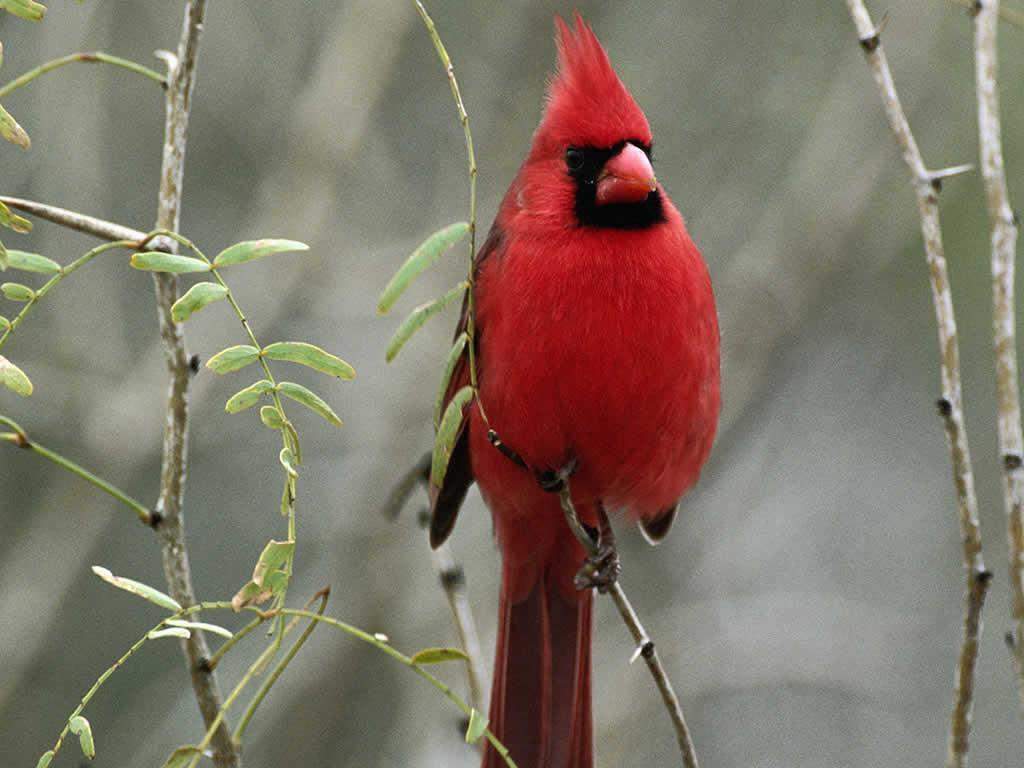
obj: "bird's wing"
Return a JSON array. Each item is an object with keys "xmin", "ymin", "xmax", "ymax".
[{"xmin": 428, "ymin": 223, "xmax": 504, "ymax": 548}]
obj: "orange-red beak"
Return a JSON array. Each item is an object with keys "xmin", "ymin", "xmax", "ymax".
[{"xmin": 595, "ymin": 142, "xmax": 657, "ymax": 206}]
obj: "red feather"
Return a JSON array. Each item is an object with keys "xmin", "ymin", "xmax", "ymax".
[{"xmin": 431, "ymin": 14, "xmax": 720, "ymax": 767}]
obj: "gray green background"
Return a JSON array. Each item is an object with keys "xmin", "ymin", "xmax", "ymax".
[{"xmin": 2, "ymin": 1, "xmax": 1024, "ymax": 766}]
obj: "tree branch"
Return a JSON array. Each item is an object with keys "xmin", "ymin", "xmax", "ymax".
[
  {"xmin": 843, "ymin": 4, "xmax": 990, "ymax": 766},
  {"xmin": 973, "ymin": 0, "xmax": 1024, "ymax": 713},
  {"xmin": 148, "ymin": 2, "xmax": 240, "ymax": 766},
  {"xmin": 0, "ymin": 196, "xmax": 146, "ymax": 242},
  {"xmin": 555, "ymin": 482, "xmax": 699, "ymax": 768}
]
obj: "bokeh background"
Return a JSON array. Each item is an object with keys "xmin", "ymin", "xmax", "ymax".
[{"xmin": 2, "ymin": 1, "xmax": 1024, "ymax": 766}]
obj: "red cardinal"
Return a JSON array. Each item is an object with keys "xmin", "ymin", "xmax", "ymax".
[{"xmin": 430, "ymin": 14, "xmax": 719, "ymax": 768}]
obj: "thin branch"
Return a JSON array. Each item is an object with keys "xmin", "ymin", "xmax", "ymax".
[
  {"xmin": 973, "ymin": 0, "xmax": 1024, "ymax": 712},
  {"xmin": 147, "ymin": 2, "xmax": 239, "ymax": 766},
  {"xmin": 843, "ymin": 4, "xmax": 990, "ymax": 766},
  {"xmin": 0, "ymin": 196, "xmax": 146, "ymax": 242},
  {"xmin": 557, "ymin": 482, "xmax": 699, "ymax": 768},
  {"xmin": 0, "ymin": 415, "xmax": 153, "ymax": 525},
  {"xmin": 0, "ymin": 51, "xmax": 166, "ymax": 99},
  {"xmin": 382, "ymin": 453, "xmax": 489, "ymax": 713},
  {"xmin": 946, "ymin": 0, "xmax": 1024, "ymax": 27}
]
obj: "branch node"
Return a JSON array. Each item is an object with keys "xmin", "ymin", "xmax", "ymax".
[
  {"xmin": 936, "ymin": 397, "xmax": 954, "ymax": 418},
  {"xmin": 975, "ymin": 567, "xmax": 994, "ymax": 585},
  {"xmin": 13, "ymin": 431, "xmax": 31, "ymax": 449},
  {"xmin": 196, "ymin": 656, "xmax": 213, "ymax": 674},
  {"xmin": 1003, "ymin": 453, "xmax": 1023, "ymax": 471},
  {"xmin": 188, "ymin": 353, "xmax": 201, "ymax": 374},
  {"xmin": 439, "ymin": 565, "xmax": 465, "ymax": 590},
  {"xmin": 641, "ymin": 640, "xmax": 656, "ymax": 660},
  {"xmin": 147, "ymin": 509, "xmax": 163, "ymax": 529}
]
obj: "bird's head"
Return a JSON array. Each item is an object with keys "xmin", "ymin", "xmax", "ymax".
[{"xmin": 523, "ymin": 13, "xmax": 664, "ymax": 230}]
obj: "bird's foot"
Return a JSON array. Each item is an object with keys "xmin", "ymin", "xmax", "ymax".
[
  {"xmin": 574, "ymin": 541, "xmax": 621, "ymax": 594},
  {"xmin": 535, "ymin": 458, "xmax": 579, "ymax": 494}
]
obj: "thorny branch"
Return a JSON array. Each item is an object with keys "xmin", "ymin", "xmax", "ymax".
[
  {"xmin": 147, "ymin": 2, "xmax": 240, "ymax": 766},
  {"xmin": 973, "ymin": 0, "xmax": 1024, "ymax": 713},
  {"xmin": 844, "ymin": 3, "xmax": 990, "ymax": 767}
]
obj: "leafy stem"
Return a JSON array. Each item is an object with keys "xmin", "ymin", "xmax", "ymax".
[
  {"xmin": 0, "ymin": 51, "xmax": 166, "ymax": 99},
  {"xmin": 0, "ymin": 414, "xmax": 153, "ymax": 525},
  {"xmin": 0, "ymin": 239, "xmax": 136, "ymax": 351}
]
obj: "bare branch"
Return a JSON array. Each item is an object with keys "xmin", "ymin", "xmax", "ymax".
[
  {"xmin": 0, "ymin": 196, "xmax": 146, "ymax": 243},
  {"xmin": 973, "ymin": 0, "xmax": 1024, "ymax": 712},
  {"xmin": 382, "ymin": 454, "xmax": 489, "ymax": 714},
  {"xmin": 147, "ymin": 2, "xmax": 240, "ymax": 766},
  {"xmin": 556, "ymin": 483, "xmax": 699, "ymax": 768},
  {"xmin": 843, "ymin": 3, "xmax": 990, "ymax": 766}
]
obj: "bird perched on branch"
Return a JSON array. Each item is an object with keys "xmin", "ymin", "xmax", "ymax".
[{"xmin": 430, "ymin": 14, "xmax": 720, "ymax": 767}]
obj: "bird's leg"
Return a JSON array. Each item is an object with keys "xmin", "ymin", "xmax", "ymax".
[
  {"xmin": 535, "ymin": 456, "xmax": 579, "ymax": 493},
  {"xmin": 574, "ymin": 504, "xmax": 621, "ymax": 594}
]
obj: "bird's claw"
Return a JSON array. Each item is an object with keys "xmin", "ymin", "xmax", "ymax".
[
  {"xmin": 574, "ymin": 542, "xmax": 621, "ymax": 594},
  {"xmin": 535, "ymin": 458, "xmax": 579, "ymax": 494}
]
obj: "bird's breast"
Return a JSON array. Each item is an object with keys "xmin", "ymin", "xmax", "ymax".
[{"xmin": 471, "ymin": 214, "xmax": 720, "ymax": 521}]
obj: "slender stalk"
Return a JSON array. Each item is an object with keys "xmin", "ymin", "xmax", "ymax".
[
  {"xmin": 843, "ymin": 3, "xmax": 990, "ymax": 766},
  {"xmin": 413, "ymin": 1, "xmax": 484, "ymax": 414},
  {"xmin": 557, "ymin": 483, "xmax": 699, "ymax": 768},
  {"xmin": 232, "ymin": 588, "xmax": 330, "ymax": 743},
  {"xmin": 0, "ymin": 417, "xmax": 152, "ymax": 524},
  {"xmin": 0, "ymin": 51, "xmax": 165, "ymax": 99},
  {"xmin": 946, "ymin": 0, "xmax": 1024, "ymax": 27},
  {"xmin": 206, "ymin": 616, "xmax": 266, "ymax": 671},
  {"xmin": 146, "ymin": 2, "xmax": 240, "ymax": 766},
  {"xmin": 973, "ymin": 0, "xmax": 1024, "ymax": 714},
  {"xmin": 0, "ymin": 240, "xmax": 135, "ymax": 351}
]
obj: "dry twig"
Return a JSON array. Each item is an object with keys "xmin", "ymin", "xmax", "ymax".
[
  {"xmin": 843, "ymin": 3, "xmax": 990, "ymax": 766},
  {"xmin": 973, "ymin": 0, "xmax": 1024, "ymax": 713}
]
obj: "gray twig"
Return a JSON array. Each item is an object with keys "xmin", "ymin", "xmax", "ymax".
[
  {"xmin": 843, "ymin": 3, "xmax": 990, "ymax": 766},
  {"xmin": 382, "ymin": 454, "xmax": 489, "ymax": 715},
  {"xmin": 556, "ymin": 483, "xmax": 699, "ymax": 768},
  {"xmin": 0, "ymin": 196, "xmax": 146, "ymax": 243},
  {"xmin": 148, "ymin": 2, "xmax": 240, "ymax": 767},
  {"xmin": 973, "ymin": 0, "xmax": 1024, "ymax": 714}
]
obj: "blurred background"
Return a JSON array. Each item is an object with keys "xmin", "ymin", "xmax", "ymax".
[{"xmin": 2, "ymin": 1, "xmax": 1024, "ymax": 766}]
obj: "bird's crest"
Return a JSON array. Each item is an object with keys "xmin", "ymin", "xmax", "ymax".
[{"xmin": 538, "ymin": 13, "xmax": 651, "ymax": 151}]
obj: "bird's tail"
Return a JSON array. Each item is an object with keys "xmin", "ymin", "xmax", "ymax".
[{"xmin": 482, "ymin": 552, "xmax": 593, "ymax": 768}]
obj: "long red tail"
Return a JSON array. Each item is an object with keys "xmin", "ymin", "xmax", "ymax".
[{"xmin": 482, "ymin": 557, "xmax": 593, "ymax": 768}]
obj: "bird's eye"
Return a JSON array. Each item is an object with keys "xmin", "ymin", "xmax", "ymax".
[{"xmin": 565, "ymin": 147, "xmax": 584, "ymax": 172}]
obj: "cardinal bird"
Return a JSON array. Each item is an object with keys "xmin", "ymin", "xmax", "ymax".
[{"xmin": 429, "ymin": 14, "xmax": 720, "ymax": 768}]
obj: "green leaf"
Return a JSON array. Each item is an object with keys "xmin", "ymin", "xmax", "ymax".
[
  {"xmin": 161, "ymin": 745, "xmax": 202, "ymax": 768},
  {"xmin": 277, "ymin": 381, "xmax": 342, "ymax": 427},
  {"xmin": 165, "ymin": 619, "xmax": 233, "ymax": 639},
  {"xmin": 377, "ymin": 221, "xmax": 469, "ymax": 314},
  {"xmin": 385, "ymin": 281, "xmax": 467, "ymax": 363},
  {"xmin": 434, "ymin": 331, "xmax": 469, "ymax": 429},
  {"xmin": 69, "ymin": 715, "xmax": 95, "ymax": 760},
  {"xmin": 171, "ymin": 281, "xmax": 227, "ymax": 322},
  {"xmin": 35, "ymin": 750, "xmax": 54, "ymax": 768},
  {"xmin": 0, "ymin": 0, "xmax": 46, "ymax": 21},
  {"xmin": 432, "ymin": 385, "xmax": 474, "ymax": 487},
  {"xmin": 0, "ymin": 101, "xmax": 29, "ymax": 149},
  {"xmin": 91, "ymin": 565, "xmax": 182, "ymax": 612},
  {"xmin": 212, "ymin": 238, "xmax": 309, "ymax": 267},
  {"xmin": 224, "ymin": 379, "xmax": 273, "ymax": 413},
  {"xmin": 0, "ymin": 201, "xmax": 31, "ymax": 234},
  {"xmin": 148, "ymin": 627, "xmax": 191, "ymax": 640},
  {"xmin": 410, "ymin": 646, "xmax": 470, "ymax": 665},
  {"xmin": 279, "ymin": 447, "xmax": 299, "ymax": 478},
  {"xmin": 206, "ymin": 345, "xmax": 260, "ymax": 375},
  {"xmin": 129, "ymin": 251, "xmax": 210, "ymax": 274},
  {"xmin": 1, "ymin": 282, "xmax": 34, "ymax": 301},
  {"xmin": 5, "ymin": 249, "xmax": 59, "ymax": 274},
  {"xmin": 465, "ymin": 708, "xmax": 489, "ymax": 745},
  {"xmin": 0, "ymin": 355, "xmax": 32, "ymax": 396},
  {"xmin": 260, "ymin": 405, "xmax": 284, "ymax": 429},
  {"xmin": 252, "ymin": 539, "xmax": 295, "ymax": 588},
  {"xmin": 262, "ymin": 341, "xmax": 355, "ymax": 380},
  {"xmin": 0, "ymin": 238, "xmax": 7, "ymax": 270}
]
